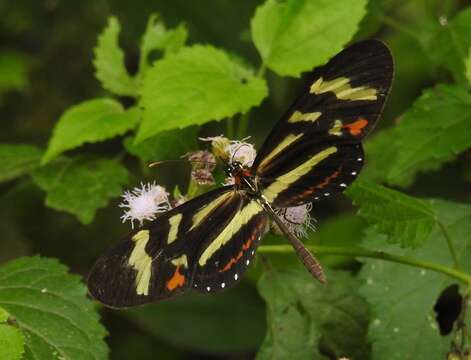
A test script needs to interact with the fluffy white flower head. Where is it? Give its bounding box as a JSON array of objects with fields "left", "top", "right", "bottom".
[
  {"left": 120, "top": 182, "right": 170, "bottom": 228},
  {"left": 226, "top": 138, "right": 257, "bottom": 167},
  {"left": 199, "top": 135, "right": 230, "bottom": 160},
  {"left": 275, "top": 203, "right": 316, "bottom": 238}
]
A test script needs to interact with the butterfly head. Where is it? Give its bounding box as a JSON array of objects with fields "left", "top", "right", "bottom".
[{"left": 224, "top": 161, "right": 244, "bottom": 178}]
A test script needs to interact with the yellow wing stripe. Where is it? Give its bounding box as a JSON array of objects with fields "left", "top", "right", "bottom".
[
  {"left": 262, "top": 146, "right": 338, "bottom": 202},
  {"left": 190, "top": 192, "right": 233, "bottom": 231},
  {"left": 259, "top": 133, "right": 303, "bottom": 170},
  {"left": 198, "top": 201, "right": 263, "bottom": 266},
  {"left": 128, "top": 230, "right": 152, "bottom": 296},
  {"left": 328, "top": 120, "right": 343, "bottom": 136},
  {"left": 310, "top": 76, "right": 377, "bottom": 101},
  {"left": 288, "top": 111, "right": 322, "bottom": 123},
  {"left": 171, "top": 254, "right": 188, "bottom": 268},
  {"left": 167, "top": 213, "right": 182, "bottom": 244}
]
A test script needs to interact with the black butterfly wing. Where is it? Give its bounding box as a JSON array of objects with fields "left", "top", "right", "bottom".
[
  {"left": 87, "top": 186, "right": 268, "bottom": 308},
  {"left": 252, "top": 40, "right": 393, "bottom": 207},
  {"left": 192, "top": 197, "right": 268, "bottom": 293}
]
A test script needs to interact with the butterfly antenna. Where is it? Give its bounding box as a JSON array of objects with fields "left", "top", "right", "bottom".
[
  {"left": 148, "top": 159, "right": 216, "bottom": 168},
  {"left": 230, "top": 143, "right": 251, "bottom": 164}
]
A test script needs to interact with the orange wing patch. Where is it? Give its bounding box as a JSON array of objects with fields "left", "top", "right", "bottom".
[
  {"left": 218, "top": 219, "right": 266, "bottom": 273},
  {"left": 343, "top": 118, "right": 368, "bottom": 136},
  {"left": 289, "top": 169, "right": 342, "bottom": 204},
  {"left": 166, "top": 265, "right": 186, "bottom": 291},
  {"left": 219, "top": 238, "right": 253, "bottom": 273}
]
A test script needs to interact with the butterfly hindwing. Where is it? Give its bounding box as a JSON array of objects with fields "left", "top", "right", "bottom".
[
  {"left": 252, "top": 40, "right": 393, "bottom": 207},
  {"left": 193, "top": 199, "right": 268, "bottom": 293}
]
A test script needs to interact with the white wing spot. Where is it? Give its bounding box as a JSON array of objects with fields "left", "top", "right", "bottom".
[
  {"left": 194, "top": 283, "right": 198, "bottom": 288},
  {"left": 206, "top": 286, "right": 211, "bottom": 292},
  {"left": 221, "top": 282, "right": 226, "bottom": 288},
  {"left": 357, "top": 158, "right": 363, "bottom": 162},
  {"left": 234, "top": 273, "right": 238, "bottom": 280},
  {"left": 314, "top": 196, "right": 319, "bottom": 200},
  {"left": 351, "top": 171, "right": 357, "bottom": 175},
  {"left": 324, "top": 193, "right": 330, "bottom": 196},
  {"left": 340, "top": 183, "right": 347, "bottom": 187},
  {"left": 251, "top": 250, "right": 255, "bottom": 256},
  {"left": 246, "top": 259, "right": 250, "bottom": 265}
]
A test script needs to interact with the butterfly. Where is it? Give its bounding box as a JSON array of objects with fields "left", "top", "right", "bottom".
[{"left": 87, "top": 39, "right": 393, "bottom": 308}]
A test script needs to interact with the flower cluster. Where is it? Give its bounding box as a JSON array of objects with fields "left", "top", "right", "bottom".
[
  {"left": 119, "top": 135, "right": 316, "bottom": 239},
  {"left": 185, "top": 150, "right": 216, "bottom": 186},
  {"left": 274, "top": 203, "right": 316, "bottom": 238},
  {"left": 199, "top": 135, "right": 257, "bottom": 167}
]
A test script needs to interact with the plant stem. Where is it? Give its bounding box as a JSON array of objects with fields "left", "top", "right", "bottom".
[
  {"left": 226, "top": 117, "right": 235, "bottom": 139},
  {"left": 237, "top": 112, "right": 250, "bottom": 139},
  {"left": 236, "top": 63, "right": 267, "bottom": 139},
  {"left": 258, "top": 244, "right": 471, "bottom": 285},
  {"left": 379, "top": 15, "right": 422, "bottom": 42},
  {"left": 438, "top": 220, "right": 461, "bottom": 269}
]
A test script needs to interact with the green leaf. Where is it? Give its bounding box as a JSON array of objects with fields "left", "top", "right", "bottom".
[
  {"left": 427, "top": 8, "right": 471, "bottom": 84},
  {"left": 125, "top": 284, "right": 265, "bottom": 354},
  {"left": 93, "top": 17, "right": 138, "bottom": 96},
  {"left": 359, "top": 199, "right": 471, "bottom": 360},
  {"left": 387, "top": 84, "right": 471, "bottom": 186},
  {"left": 0, "top": 256, "right": 108, "bottom": 360},
  {"left": 124, "top": 126, "right": 198, "bottom": 162},
  {"left": 251, "top": 0, "right": 367, "bottom": 76},
  {"left": 42, "top": 99, "right": 139, "bottom": 164},
  {"left": 32, "top": 156, "right": 128, "bottom": 224},
  {"left": 137, "top": 45, "right": 268, "bottom": 142},
  {"left": 0, "top": 51, "right": 28, "bottom": 94},
  {"left": 346, "top": 179, "right": 436, "bottom": 247},
  {"left": 466, "top": 46, "right": 471, "bottom": 86},
  {"left": 308, "top": 213, "right": 366, "bottom": 267},
  {"left": 139, "top": 13, "right": 188, "bottom": 75},
  {"left": 0, "top": 307, "right": 25, "bottom": 360},
  {"left": 361, "top": 127, "right": 398, "bottom": 184},
  {"left": 257, "top": 269, "right": 370, "bottom": 360},
  {"left": 0, "top": 144, "right": 43, "bottom": 183}
]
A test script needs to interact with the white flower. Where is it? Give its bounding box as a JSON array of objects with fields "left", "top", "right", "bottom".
[
  {"left": 200, "top": 135, "right": 257, "bottom": 167},
  {"left": 225, "top": 138, "right": 257, "bottom": 167},
  {"left": 199, "top": 135, "right": 230, "bottom": 160},
  {"left": 274, "top": 203, "right": 316, "bottom": 238},
  {"left": 119, "top": 182, "right": 170, "bottom": 228}
]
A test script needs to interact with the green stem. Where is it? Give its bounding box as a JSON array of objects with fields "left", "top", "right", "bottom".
[
  {"left": 237, "top": 112, "right": 250, "bottom": 139},
  {"left": 226, "top": 117, "right": 235, "bottom": 139},
  {"left": 257, "top": 63, "right": 267, "bottom": 78},
  {"left": 438, "top": 220, "right": 461, "bottom": 269},
  {"left": 236, "top": 63, "right": 267, "bottom": 139},
  {"left": 379, "top": 15, "right": 421, "bottom": 42},
  {"left": 258, "top": 244, "right": 471, "bottom": 285}
]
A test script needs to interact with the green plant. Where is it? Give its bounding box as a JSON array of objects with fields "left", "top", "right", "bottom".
[{"left": 1, "top": 0, "right": 471, "bottom": 359}]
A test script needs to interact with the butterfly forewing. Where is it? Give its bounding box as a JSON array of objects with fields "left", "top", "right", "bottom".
[
  {"left": 88, "top": 186, "right": 247, "bottom": 307},
  {"left": 252, "top": 40, "right": 393, "bottom": 207},
  {"left": 259, "top": 142, "right": 364, "bottom": 207}
]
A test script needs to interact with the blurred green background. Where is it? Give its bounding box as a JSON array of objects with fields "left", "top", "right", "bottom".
[{"left": 1, "top": 0, "right": 470, "bottom": 359}]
